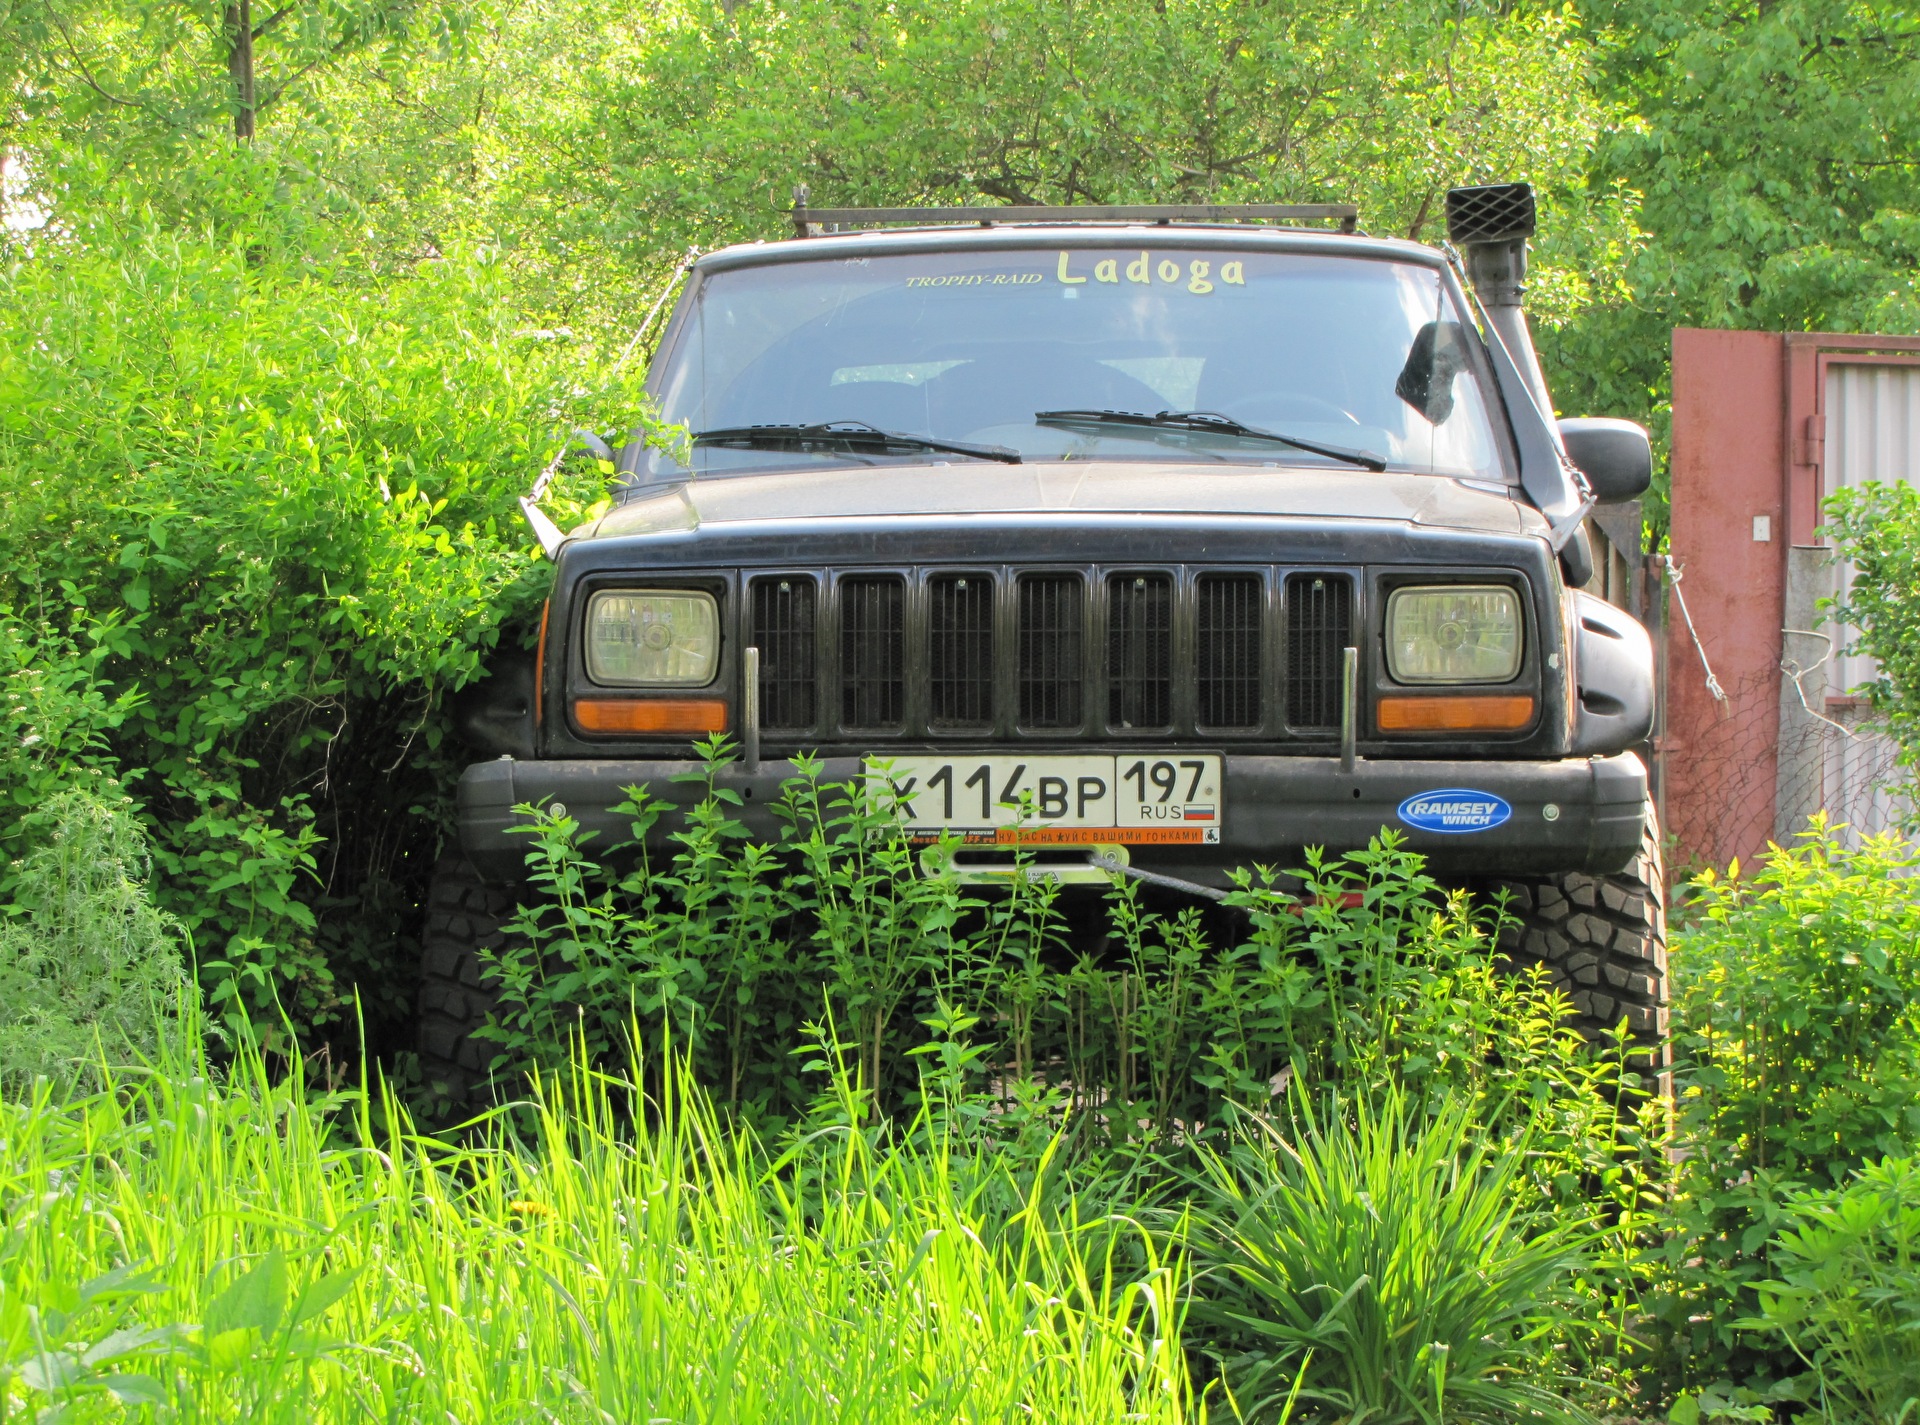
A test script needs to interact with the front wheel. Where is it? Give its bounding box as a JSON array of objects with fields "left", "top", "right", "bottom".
[
  {"left": 414, "top": 853, "right": 513, "bottom": 1111},
  {"left": 1481, "top": 800, "right": 1671, "bottom": 1093}
]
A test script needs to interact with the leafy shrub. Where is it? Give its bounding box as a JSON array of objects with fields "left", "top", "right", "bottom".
[
  {"left": 1744, "top": 1155, "right": 1920, "bottom": 1425},
  {"left": 0, "top": 204, "right": 653, "bottom": 1050},
  {"left": 0, "top": 789, "right": 190, "bottom": 1094},
  {"left": 1187, "top": 1087, "right": 1598, "bottom": 1425},
  {"left": 1649, "top": 822, "right": 1920, "bottom": 1390},
  {"left": 1827, "top": 480, "right": 1920, "bottom": 805},
  {"left": 489, "top": 746, "right": 1047, "bottom": 1126},
  {"left": 0, "top": 606, "right": 143, "bottom": 876}
]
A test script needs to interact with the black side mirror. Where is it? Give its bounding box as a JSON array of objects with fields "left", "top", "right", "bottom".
[{"left": 1558, "top": 417, "right": 1652, "bottom": 502}]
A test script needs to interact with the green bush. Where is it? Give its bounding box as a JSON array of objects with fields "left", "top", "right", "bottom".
[
  {"left": 1649, "top": 822, "right": 1920, "bottom": 1393},
  {"left": 1187, "top": 1087, "right": 1599, "bottom": 1425},
  {"left": 0, "top": 789, "right": 191, "bottom": 1095},
  {"left": 1828, "top": 481, "right": 1920, "bottom": 811},
  {"left": 0, "top": 607, "right": 143, "bottom": 877},
  {"left": 1744, "top": 1155, "right": 1920, "bottom": 1425},
  {"left": 0, "top": 197, "right": 652, "bottom": 1050},
  {"left": 480, "top": 743, "right": 1649, "bottom": 1158}
]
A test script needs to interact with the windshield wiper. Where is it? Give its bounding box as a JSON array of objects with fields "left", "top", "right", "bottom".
[
  {"left": 691, "top": 420, "right": 1023, "bottom": 465},
  {"left": 1034, "top": 409, "right": 1386, "bottom": 472}
]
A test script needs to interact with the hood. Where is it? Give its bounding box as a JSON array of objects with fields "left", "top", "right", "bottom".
[{"left": 579, "top": 463, "right": 1538, "bottom": 541}]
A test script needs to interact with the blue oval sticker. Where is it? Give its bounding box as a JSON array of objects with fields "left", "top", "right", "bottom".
[{"left": 1397, "top": 789, "right": 1512, "bottom": 834}]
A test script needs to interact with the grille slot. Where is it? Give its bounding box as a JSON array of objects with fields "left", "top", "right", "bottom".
[
  {"left": 1198, "top": 573, "right": 1263, "bottom": 729},
  {"left": 840, "top": 575, "right": 906, "bottom": 730},
  {"left": 1285, "top": 573, "right": 1352, "bottom": 730},
  {"left": 929, "top": 574, "right": 995, "bottom": 729},
  {"left": 749, "top": 576, "right": 817, "bottom": 730},
  {"left": 1107, "top": 573, "right": 1173, "bottom": 731},
  {"left": 1018, "top": 574, "right": 1084, "bottom": 729}
]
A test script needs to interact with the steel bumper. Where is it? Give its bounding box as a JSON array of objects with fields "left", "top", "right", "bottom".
[{"left": 456, "top": 751, "right": 1647, "bottom": 885}]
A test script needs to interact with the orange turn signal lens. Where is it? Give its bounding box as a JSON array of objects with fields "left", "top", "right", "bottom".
[
  {"left": 1377, "top": 694, "right": 1535, "bottom": 733},
  {"left": 572, "top": 698, "right": 730, "bottom": 735}
]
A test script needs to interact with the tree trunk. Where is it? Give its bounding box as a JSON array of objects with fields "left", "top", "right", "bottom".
[{"left": 225, "top": 0, "right": 256, "bottom": 141}]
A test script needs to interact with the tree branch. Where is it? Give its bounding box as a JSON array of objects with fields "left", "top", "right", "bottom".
[
  {"left": 49, "top": 12, "right": 143, "bottom": 110},
  {"left": 251, "top": 4, "right": 299, "bottom": 41}
]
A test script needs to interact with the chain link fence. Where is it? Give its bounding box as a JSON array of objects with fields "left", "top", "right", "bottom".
[{"left": 1661, "top": 595, "right": 1913, "bottom": 881}]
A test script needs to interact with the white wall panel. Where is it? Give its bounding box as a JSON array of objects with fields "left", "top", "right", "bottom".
[{"left": 1819, "top": 362, "right": 1920, "bottom": 840}]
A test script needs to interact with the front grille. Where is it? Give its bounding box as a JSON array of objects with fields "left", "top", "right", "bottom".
[
  {"left": 731, "top": 565, "right": 1361, "bottom": 743},
  {"left": 1198, "top": 574, "right": 1262, "bottom": 729},
  {"left": 749, "top": 576, "right": 816, "bottom": 730},
  {"left": 1108, "top": 573, "right": 1173, "bottom": 731},
  {"left": 1018, "top": 575, "right": 1083, "bottom": 729},
  {"left": 840, "top": 575, "right": 905, "bottom": 730},
  {"left": 1286, "top": 572, "right": 1352, "bottom": 730},
  {"left": 929, "top": 574, "right": 994, "bottom": 729}
]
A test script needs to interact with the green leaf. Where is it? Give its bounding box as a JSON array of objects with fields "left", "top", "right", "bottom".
[
  {"left": 289, "top": 1266, "right": 363, "bottom": 1328},
  {"left": 204, "top": 1326, "right": 258, "bottom": 1372},
  {"left": 205, "top": 1249, "right": 288, "bottom": 1339},
  {"left": 103, "top": 1372, "right": 169, "bottom": 1406}
]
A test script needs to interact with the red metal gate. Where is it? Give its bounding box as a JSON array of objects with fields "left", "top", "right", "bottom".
[{"left": 1664, "top": 329, "right": 1920, "bottom": 874}]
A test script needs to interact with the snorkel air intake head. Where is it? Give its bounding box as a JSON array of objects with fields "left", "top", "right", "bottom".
[{"left": 1446, "top": 182, "right": 1536, "bottom": 309}]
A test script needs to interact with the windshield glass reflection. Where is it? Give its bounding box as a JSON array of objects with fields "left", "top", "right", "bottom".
[{"left": 644, "top": 247, "right": 1506, "bottom": 483}]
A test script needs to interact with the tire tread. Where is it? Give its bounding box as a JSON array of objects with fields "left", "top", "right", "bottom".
[
  {"left": 415, "top": 854, "right": 514, "bottom": 1107},
  {"left": 1485, "top": 803, "right": 1670, "bottom": 1092}
]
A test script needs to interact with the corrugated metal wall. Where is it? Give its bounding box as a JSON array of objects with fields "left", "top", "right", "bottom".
[{"left": 1819, "top": 362, "right": 1920, "bottom": 840}]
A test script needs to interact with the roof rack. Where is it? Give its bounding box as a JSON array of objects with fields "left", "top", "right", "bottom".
[{"left": 788, "top": 196, "right": 1359, "bottom": 239}]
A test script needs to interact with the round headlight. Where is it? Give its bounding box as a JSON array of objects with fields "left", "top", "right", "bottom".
[
  {"left": 1386, "top": 585, "right": 1522, "bottom": 684},
  {"left": 585, "top": 590, "right": 720, "bottom": 686}
]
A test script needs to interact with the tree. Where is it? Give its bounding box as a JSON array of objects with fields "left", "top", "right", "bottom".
[
  {"left": 1546, "top": 0, "right": 1920, "bottom": 510},
  {"left": 482, "top": 0, "right": 1636, "bottom": 332},
  {"left": 3, "top": 0, "right": 465, "bottom": 159}
]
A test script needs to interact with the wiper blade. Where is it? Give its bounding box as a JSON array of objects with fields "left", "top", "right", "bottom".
[
  {"left": 691, "top": 420, "right": 1022, "bottom": 465},
  {"left": 1034, "top": 408, "right": 1386, "bottom": 472}
]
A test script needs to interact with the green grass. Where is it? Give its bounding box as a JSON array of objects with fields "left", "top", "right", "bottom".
[
  {"left": 0, "top": 1020, "right": 1196, "bottom": 1422},
  {"left": 1187, "top": 1088, "right": 1598, "bottom": 1425}
]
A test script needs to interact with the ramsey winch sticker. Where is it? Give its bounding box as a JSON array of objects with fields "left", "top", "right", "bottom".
[{"left": 1396, "top": 790, "right": 1513, "bottom": 834}]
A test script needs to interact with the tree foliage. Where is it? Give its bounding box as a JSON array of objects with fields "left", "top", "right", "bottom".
[
  {"left": 1546, "top": 0, "right": 1920, "bottom": 506},
  {"left": 489, "top": 0, "right": 1635, "bottom": 328}
]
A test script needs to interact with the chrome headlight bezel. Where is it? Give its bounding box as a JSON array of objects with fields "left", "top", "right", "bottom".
[
  {"left": 1385, "top": 584, "right": 1523, "bottom": 685},
  {"left": 583, "top": 589, "right": 722, "bottom": 688}
]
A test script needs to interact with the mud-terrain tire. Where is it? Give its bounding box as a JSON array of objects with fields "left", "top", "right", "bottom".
[
  {"left": 415, "top": 854, "right": 515, "bottom": 1109},
  {"left": 1482, "top": 800, "right": 1670, "bottom": 1094}
]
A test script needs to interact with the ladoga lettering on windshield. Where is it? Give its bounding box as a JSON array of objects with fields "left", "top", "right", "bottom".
[{"left": 1056, "top": 251, "right": 1245, "bottom": 292}]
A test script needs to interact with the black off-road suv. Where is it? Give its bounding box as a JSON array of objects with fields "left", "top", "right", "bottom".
[{"left": 421, "top": 184, "right": 1665, "bottom": 1098}]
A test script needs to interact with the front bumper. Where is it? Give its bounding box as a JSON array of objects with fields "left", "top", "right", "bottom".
[{"left": 456, "top": 751, "right": 1647, "bottom": 886}]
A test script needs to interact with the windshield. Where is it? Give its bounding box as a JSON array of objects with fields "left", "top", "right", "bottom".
[{"left": 642, "top": 245, "right": 1507, "bottom": 482}]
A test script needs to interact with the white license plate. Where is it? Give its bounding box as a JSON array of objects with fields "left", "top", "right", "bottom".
[{"left": 864, "top": 754, "right": 1223, "bottom": 845}]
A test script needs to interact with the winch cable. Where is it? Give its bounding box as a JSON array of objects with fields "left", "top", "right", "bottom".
[{"left": 1090, "top": 853, "right": 1232, "bottom": 904}]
